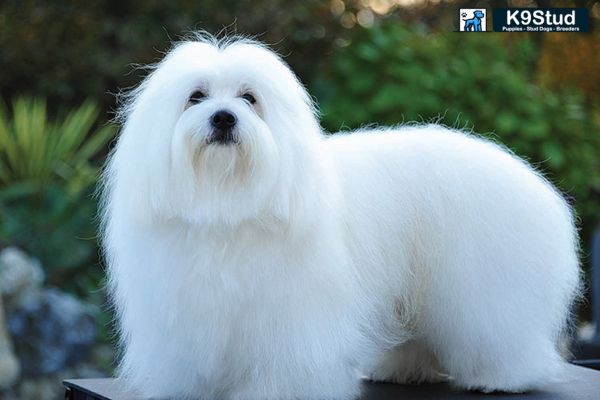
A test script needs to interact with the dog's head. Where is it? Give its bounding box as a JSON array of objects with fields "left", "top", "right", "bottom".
[
  {"left": 473, "top": 10, "right": 484, "bottom": 19},
  {"left": 106, "top": 36, "right": 322, "bottom": 226}
]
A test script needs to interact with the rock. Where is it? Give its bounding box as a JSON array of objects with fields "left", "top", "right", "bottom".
[
  {"left": 0, "top": 247, "right": 44, "bottom": 301},
  {"left": 0, "top": 358, "right": 111, "bottom": 400},
  {"left": 579, "top": 322, "right": 596, "bottom": 342},
  {"left": 0, "top": 295, "right": 20, "bottom": 389},
  {"left": 6, "top": 288, "right": 96, "bottom": 377},
  {"left": 17, "top": 376, "right": 63, "bottom": 400}
]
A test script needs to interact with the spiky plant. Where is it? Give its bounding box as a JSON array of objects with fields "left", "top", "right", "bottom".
[{"left": 0, "top": 98, "right": 114, "bottom": 292}]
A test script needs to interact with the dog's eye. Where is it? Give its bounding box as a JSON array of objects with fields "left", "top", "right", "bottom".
[
  {"left": 241, "top": 93, "right": 256, "bottom": 105},
  {"left": 188, "top": 90, "right": 206, "bottom": 104}
]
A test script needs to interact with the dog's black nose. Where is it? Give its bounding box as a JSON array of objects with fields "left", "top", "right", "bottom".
[{"left": 211, "top": 110, "right": 237, "bottom": 131}]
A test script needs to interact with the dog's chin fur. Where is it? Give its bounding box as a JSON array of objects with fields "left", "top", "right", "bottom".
[{"left": 101, "top": 35, "right": 581, "bottom": 400}]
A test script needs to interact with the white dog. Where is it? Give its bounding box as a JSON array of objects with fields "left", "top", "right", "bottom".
[{"left": 101, "top": 35, "right": 581, "bottom": 399}]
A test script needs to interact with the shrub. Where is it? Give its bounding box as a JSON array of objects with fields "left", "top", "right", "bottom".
[
  {"left": 313, "top": 22, "right": 600, "bottom": 254},
  {"left": 0, "top": 98, "right": 114, "bottom": 295},
  {"left": 0, "top": 0, "right": 348, "bottom": 114}
]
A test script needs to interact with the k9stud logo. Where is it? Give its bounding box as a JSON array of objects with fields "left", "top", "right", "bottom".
[
  {"left": 493, "top": 8, "right": 589, "bottom": 32},
  {"left": 459, "top": 9, "right": 487, "bottom": 32}
]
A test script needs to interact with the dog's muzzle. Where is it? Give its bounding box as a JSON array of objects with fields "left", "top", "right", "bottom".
[{"left": 209, "top": 110, "right": 238, "bottom": 144}]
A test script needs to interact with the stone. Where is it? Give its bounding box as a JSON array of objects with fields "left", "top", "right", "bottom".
[
  {"left": 17, "top": 376, "right": 62, "bottom": 400},
  {"left": 0, "top": 247, "right": 44, "bottom": 301},
  {"left": 0, "top": 295, "right": 20, "bottom": 389},
  {"left": 6, "top": 287, "right": 96, "bottom": 377}
]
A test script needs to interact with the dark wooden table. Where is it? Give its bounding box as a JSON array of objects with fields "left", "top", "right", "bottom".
[{"left": 64, "top": 365, "right": 600, "bottom": 400}]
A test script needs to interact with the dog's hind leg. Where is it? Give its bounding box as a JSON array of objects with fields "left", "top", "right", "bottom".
[
  {"left": 367, "top": 340, "right": 447, "bottom": 384},
  {"left": 420, "top": 230, "right": 578, "bottom": 393}
]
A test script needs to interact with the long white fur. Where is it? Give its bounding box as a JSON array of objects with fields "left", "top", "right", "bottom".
[{"left": 101, "top": 36, "right": 581, "bottom": 399}]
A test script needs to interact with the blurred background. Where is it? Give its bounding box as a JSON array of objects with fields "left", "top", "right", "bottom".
[{"left": 0, "top": 0, "right": 598, "bottom": 398}]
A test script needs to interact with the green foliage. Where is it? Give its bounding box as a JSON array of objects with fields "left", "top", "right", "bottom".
[
  {"left": 0, "top": 98, "right": 114, "bottom": 294},
  {"left": 314, "top": 22, "right": 600, "bottom": 249},
  {"left": 0, "top": 0, "right": 347, "bottom": 114}
]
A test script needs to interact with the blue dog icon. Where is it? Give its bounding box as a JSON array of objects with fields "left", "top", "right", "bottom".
[{"left": 462, "top": 10, "right": 485, "bottom": 31}]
